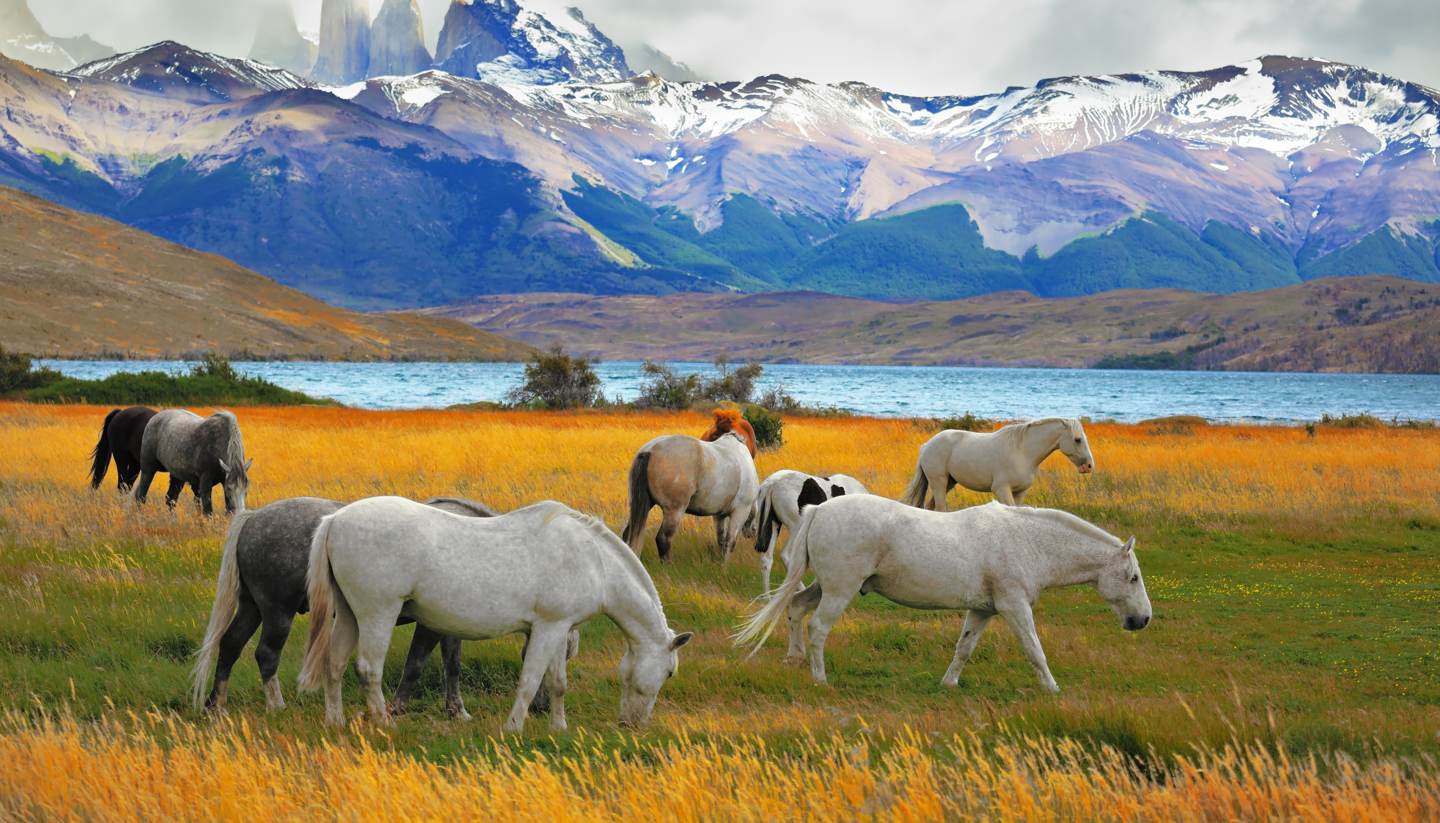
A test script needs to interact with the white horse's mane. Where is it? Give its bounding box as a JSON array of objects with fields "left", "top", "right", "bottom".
[
  {"left": 214, "top": 409, "right": 246, "bottom": 469},
  {"left": 563, "top": 508, "right": 669, "bottom": 620},
  {"left": 1017, "top": 505, "right": 1121, "bottom": 547}
]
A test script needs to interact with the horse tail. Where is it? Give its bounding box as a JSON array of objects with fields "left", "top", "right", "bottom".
[
  {"left": 88, "top": 409, "right": 120, "bottom": 489},
  {"left": 298, "top": 513, "right": 341, "bottom": 692},
  {"left": 734, "top": 504, "right": 818, "bottom": 655},
  {"left": 754, "top": 482, "right": 780, "bottom": 554},
  {"left": 901, "top": 462, "right": 929, "bottom": 508},
  {"left": 621, "top": 451, "right": 652, "bottom": 553},
  {"left": 190, "top": 508, "right": 255, "bottom": 709}
]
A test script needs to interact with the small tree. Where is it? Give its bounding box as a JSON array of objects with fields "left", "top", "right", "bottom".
[
  {"left": 742, "top": 404, "right": 784, "bottom": 450},
  {"left": 0, "top": 346, "right": 61, "bottom": 394},
  {"left": 189, "top": 353, "right": 239, "bottom": 382},
  {"left": 506, "top": 346, "right": 603, "bottom": 409},
  {"left": 701, "top": 356, "right": 764, "bottom": 404},
  {"left": 636, "top": 360, "right": 701, "bottom": 409}
]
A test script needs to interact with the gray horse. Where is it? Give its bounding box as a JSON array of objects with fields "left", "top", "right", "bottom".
[
  {"left": 133, "top": 409, "right": 251, "bottom": 515},
  {"left": 192, "top": 496, "right": 575, "bottom": 718}
]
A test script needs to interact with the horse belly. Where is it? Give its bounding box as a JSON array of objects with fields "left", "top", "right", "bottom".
[{"left": 403, "top": 597, "right": 530, "bottom": 642}]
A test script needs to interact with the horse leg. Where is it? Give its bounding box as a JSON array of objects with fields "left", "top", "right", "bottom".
[
  {"left": 164, "top": 477, "right": 185, "bottom": 511},
  {"left": 991, "top": 484, "right": 1016, "bottom": 506},
  {"left": 196, "top": 473, "right": 216, "bottom": 517},
  {"left": 1012, "top": 488, "right": 1030, "bottom": 506},
  {"left": 541, "top": 640, "right": 569, "bottom": 732},
  {"left": 712, "top": 515, "right": 729, "bottom": 562},
  {"left": 784, "top": 584, "right": 822, "bottom": 665},
  {"left": 116, "top": 456, "right": 136, "bottom": 494},
  {"left": 440, "top": 637, "right": 470, "bottom": 720},
  {"left": 353, "top": 604, "right": 403, "bottom": 725},
  {"left": 999, "top": 598, "right": 1059, "bottom": 693},
  {"left": 254, "top": 611, "right": 295, "bottom": 711},
  {"left": 925, "top": 467, "right": 951, "bottom": 512},
  {"left": 392, "top": 625, "right": 442, "bottom": 717},
  {"left": 503, "top": 623, "right": 570, "bottom": 733},
  {"left": 322, "top": 596, "right": 360, "bottom": 726},
  {"left": 655, "top": 507, "right": 683, "bottom": 562},
  {"left": 522, "top": 633, "right": 555, "bottom": 715},
  {"left": 721, "top": 512, "right": 746, "bottom": 563},
  {"left": 940, "top": 609, "right": 995, "bottom": 687},
  {"left": 206, "top": 595, "right": 262, "bottom": 711},
  {"left": 760, "top": 544, "right": 774, "bottom": 595},
  {"left": 807, "top": 583, "right": 861, "bottom": 684},
  {"left": 132, "top": 467, "right": 156, "bottom": 506}
]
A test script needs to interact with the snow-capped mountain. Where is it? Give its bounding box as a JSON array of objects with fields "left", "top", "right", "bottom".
[
  {"left": 0, "top": 0, "right": 112, "bottom": 72},
  {"left": 434, "top": 0, "right": 630, "bottom": 85},
  {"left": 1, "top": 0, "right": 1438, "bottom": 308}
]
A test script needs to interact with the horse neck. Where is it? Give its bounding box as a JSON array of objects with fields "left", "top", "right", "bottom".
[
  {"left": 1023, "top": 512, "right": 1117, "bottom": 588},
  {"left": 598, "top": 540, "right": 670, "bottom": 648},
  {"left": 1017, "top": 420, "right": 1063, "bottom": 463}
]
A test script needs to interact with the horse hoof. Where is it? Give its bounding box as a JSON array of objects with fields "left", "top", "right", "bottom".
[
  {"left": 782, "top": 655, "right": 804, "bottom": 666},
  {"left": 452, "top": 708, "right": 473, "bottom": 722}
]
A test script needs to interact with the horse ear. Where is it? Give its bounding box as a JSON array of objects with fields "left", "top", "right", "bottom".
[
  {"left": 670, "top": 631, "right": 694, "bottom": 650},
  {"left": 218, "top": 458, "right": 229, "bottom": 473},
  {"left": 1122, "top": 536, "right": 1136, "bottom": 554}
]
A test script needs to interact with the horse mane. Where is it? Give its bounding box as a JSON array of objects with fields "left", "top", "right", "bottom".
[
  {"left": 1017, "top": 417, "right": 1081, "bottom": 441},
  {"left": 563, "top": 508, "right": 671, "bottom": 624},
  {"left": 701, "top": 409, "right": 757, "bottom": 457},
  {"left": 1021, "top": 505, "right": 1122, "bottom": 548},
  {"left": 215, "top": 410, "right": 247, "bottom": 474}
]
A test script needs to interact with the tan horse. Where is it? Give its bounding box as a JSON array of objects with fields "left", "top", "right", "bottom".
[
  {"left": 622, "top": 410, "right": 760, "bottom": 561},
  {"left": 902, "top": 417, "right": 1094, "bottom": 509}
]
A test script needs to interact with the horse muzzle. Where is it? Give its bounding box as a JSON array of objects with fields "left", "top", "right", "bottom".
[
  {"left": 1124, "top": 614, "right": 1150, "bottom": 631},
  {"left": 1077, "top": 463, "right": 1094, "bottom": 474}
]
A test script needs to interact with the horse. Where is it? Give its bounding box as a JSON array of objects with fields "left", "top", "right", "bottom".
[
  {"left": 752, "top": 469, "right": 868, "bottom": 592},
  {"left": 621, "top": 409, "right": 760, "bottom": 561},
  {"left": 88, "top": 406, "right": 157, "bottom": 492},
  {"left": 298, "top": 497, "right": 692, "bottom": 730},
  {"left": 133, "top": 409, "right": 252, "bottom": 515},
  {"left": 736, "top": 496, "right": 1151, "bottom": 692},
  {"left": 191, "top": 495, "right": 578, "bottom": 718},
  {"left": 902, "top": 417, "right": 1095, "bottom": 509}
]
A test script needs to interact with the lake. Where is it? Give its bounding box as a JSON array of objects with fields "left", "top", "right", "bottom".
[{"left": 35, "top": 360, "right": 1440, "bottom": 423}]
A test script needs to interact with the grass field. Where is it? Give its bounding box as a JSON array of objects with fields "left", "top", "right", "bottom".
[{"left": 1, "top": 402, "right": 1438, "bottom": 819}]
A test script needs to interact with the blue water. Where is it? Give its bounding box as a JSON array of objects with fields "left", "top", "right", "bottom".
[{"left": 35, "top": 360, "right": 1439, "bottom": 423}]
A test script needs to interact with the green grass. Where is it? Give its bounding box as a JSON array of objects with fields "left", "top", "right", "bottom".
[{"left": 1, "top": 503, "right": 1437, "bottom": 764}]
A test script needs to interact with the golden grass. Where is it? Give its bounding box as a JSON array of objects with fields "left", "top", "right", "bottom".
[{"left": 2, "top": 712, "right": 1436, "bottom": 822}]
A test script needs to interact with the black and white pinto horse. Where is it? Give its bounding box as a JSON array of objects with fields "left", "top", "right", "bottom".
[
  {"left": 133, "top": 409, "right": 251, "bottom": 515},
  {"left": 752, "top": 469, "right": 868, "bottom": 592},
  {"left": 88, "top": 406, "right": 157, "bottom": 492},
  {"left": 191, "top": 496, "right": 575, "bottom": 718}
]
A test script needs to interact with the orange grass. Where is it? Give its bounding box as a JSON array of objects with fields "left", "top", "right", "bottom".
[{"left": 2, "top": 711, "right": 1437, "bottom": 822}]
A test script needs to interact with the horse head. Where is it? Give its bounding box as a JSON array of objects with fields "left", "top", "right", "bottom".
[
  {"left": 702, "top": 409, "right": 757, "bottom": 457},
  {"left": 1056, "top": 418, "right": 1095, "bottom": 474},
  {"left": 217, "top": 456, "right": 254, "bottom": 514},
  {"left": 1096, "top": 536, "right": 1151, "bottom": 631},
  {"left": 618, "top": 630, "right": 693, "bottom": 727}
]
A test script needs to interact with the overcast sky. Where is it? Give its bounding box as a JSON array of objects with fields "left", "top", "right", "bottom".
[{"left": 29, "top": 0, "right": 1440, "bottom": 96}]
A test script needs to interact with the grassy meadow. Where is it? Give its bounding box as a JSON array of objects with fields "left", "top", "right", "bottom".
[{"left": 0, "top": 402, "right": 1438, "bottom": 819}]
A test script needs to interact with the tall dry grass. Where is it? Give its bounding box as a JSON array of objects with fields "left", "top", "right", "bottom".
[{"left": 1, "top": 711, "right": 1435, "bottom": 822}]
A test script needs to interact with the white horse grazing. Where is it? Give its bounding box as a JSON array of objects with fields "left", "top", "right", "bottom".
[
  {"left": 298, "top": 497, "right": 692, "bottom": 731},
  {"left": 737, "top": 497, "right": 1150, "bottom": 692},
  {"left": 902, "top": 418, "right": 1095, "bottom": 509},
  {"left": 752, "top": 469, "right": 868, "bottom": 592}
]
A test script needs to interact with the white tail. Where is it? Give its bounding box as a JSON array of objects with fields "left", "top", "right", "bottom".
[
  {"left": 297, "top": 513, "right": 339, "bottom": 692},
  {"left": 900, "top": 463, "right": 929, "bottom": 508},
  {"left": 190, "top": 509, "right": 255, "bottom": 709},
  {"left": 734, "top": 504, "right": 818, "bottom": 655}
]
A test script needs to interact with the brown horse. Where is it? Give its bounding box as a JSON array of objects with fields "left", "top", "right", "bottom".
[{"left": 622, "top": 410, "right": 760, "bottom": 561}]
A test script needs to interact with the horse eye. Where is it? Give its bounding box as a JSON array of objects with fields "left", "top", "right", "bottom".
[{"left": 1129, "top": 574, "right": 1139, "bottom": 584}]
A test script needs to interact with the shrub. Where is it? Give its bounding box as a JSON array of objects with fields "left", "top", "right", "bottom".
[
  {"left": 928, "top": 412, "right": 996, "bottom": 432},
  {"left": 505, "top": 346, "right": 603, "bottom": 410},
  {"left": 17, "top": 353, "right": 320, "bottom": 405},
  {"left": 742, "top": 404, "right": 783, "bottom": 450},
  {"left": 1318, "top": 413, "right": 1385, "bottom": 429},
  {"left": 636, "top": 361, "right": 702, "bottom": 409},
  {"left": 0, "top": 348, "right": 61, "bottom": 394},
  {"left": 189, "top": 352, "right": 239, "bottom": 382},
  {"left": 701, "top": 357, "right": 764, "bottom": 404}
]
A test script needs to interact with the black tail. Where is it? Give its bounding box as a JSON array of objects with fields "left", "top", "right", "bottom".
[
  {"left": 621, "top": 451, "right": 652, "bottom": 553},
  {"left": 754, "top": 489, "right": 781, "bottom": 554},
  {"left": 88, "top": 409, "right": 120, "bottom": 489}
]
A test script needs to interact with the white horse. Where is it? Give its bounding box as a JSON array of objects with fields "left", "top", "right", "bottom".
[
  {"left": 752, "top": 469, "right": 868, "bottom": 592},
  {"left": 622, "top": 410, "right": 761, "bottom": 561},
  {"left": 737, "top": 497, "right": 1151, "bottom": 692},
  {"left": 902, "top": 417, "right": 1095, "bottom": 509},
  {"left": 298, "top": 497, "right": 692, "bottom": 731}
]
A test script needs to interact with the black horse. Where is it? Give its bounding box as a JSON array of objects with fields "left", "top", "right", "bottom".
[
  {"left": 192, "top": 495, "right": 574, "bottom": 718},
  {"left": 88, "top": 406, "right": 157, "bottom": 492}
]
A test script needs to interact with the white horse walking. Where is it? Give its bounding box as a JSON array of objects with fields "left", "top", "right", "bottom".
[
  {"left": 298, "top": 497, "right": 692, "bottom": 730},
  {"left": 902, "top": 418, "right": 1095, "bottom": 509},
  {"left": 752, "top": 469, "right": 868, "bottom": 592},
  {"left": 737, "top": 497, "right": 1150, "bottom": 692}
]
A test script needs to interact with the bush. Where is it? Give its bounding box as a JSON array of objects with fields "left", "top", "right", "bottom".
[
  {"left": 701, "top": 357, "right": 764, "bottom": 404},
  {"left": 0, "top": 348, "right": 61, "bottom": 394},
  {"left": 636, "top": 361, "right": 702, "bottom": 409},
  {"left": 17, "top": 354, "right": 321, "bottom": 405},
  {"left": 505, "top": 346, "right": 603, "bottom": 409},
  {"left": 742, "top": 404, "right": 783, "bottom": 450},
  {"left": 1318, "top": 413, "right": 1385, "bottom": 429},
  {"left": 926, "top": 412, "right": 996, "bottom": 432}
]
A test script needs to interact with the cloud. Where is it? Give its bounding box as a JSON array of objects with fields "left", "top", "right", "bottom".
[{"left": 26, "top": 0, "right": 1440, "bottom": 93}]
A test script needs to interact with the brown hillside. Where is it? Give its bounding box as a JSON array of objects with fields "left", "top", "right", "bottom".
[
  {"left": 432, "top": 278, "right": 1440, "bottom": 373},
  {"left": 0, "top": 187, "right": 532, "bottom": 360}
]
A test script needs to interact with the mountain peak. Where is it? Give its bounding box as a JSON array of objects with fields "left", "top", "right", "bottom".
[
  {"left": 312, "top": 0, "right": 371, "bottom": 84},
  {"left": 249, "top": 0, "right": 316, "bottom": 76},
  {"left": 72, "top": 41, "right": 309, "bottom": 102},
  {"left": 369, "top": 0, "right": 431, "bottom": 77},
  {"left": 0, "top": 0, "right": 113, "bottom": 71},
  {"left": 435, "top": 0, "right": 631, "bottom": 85}
]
